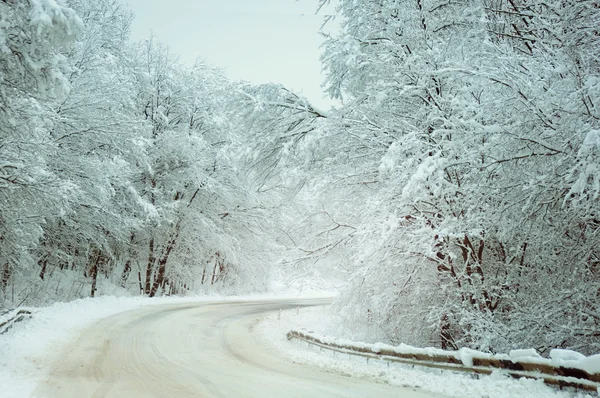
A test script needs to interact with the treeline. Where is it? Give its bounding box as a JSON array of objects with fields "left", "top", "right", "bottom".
[
  {"left": 252, "top": 0, "right": 599, "bottom": 355},
  {"left": 2, "top": 0, "right": 598, "bottom": 356},
  {"left": 0, "top": 0, "right": 285, "bottom": 307}
]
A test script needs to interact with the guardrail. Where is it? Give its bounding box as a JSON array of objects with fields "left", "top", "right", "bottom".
[
  {"left": 287, "top": 330, "right": 600, "bottom": 392},
  {"left": 0, "top": 308, "right": 33, "bottom": 335}
]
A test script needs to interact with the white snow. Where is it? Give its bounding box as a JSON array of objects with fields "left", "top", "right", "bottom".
[
  {"left": 0, "top": 293, "right": 334, "bottom": 398},
  {"left": 550, "top": 349, "right": 587, "bottom": 362},
  {"left": 0, "top": 308, "right": 33, "bottom": 330},
  {"left": 1, "top": 296, "right": 160, "bottom": 397},
  {"left": 258, "top": 305, "right": 598, "bottom": 398},
  {"left": 579, "top": 354, "right": 600, "bottom": 376},
  {"left": 29, "top": 0, "right": 82, "bottom": 37},
  {"left": 457, "top": 347, "right": 481, "bottom": 367},
  {"left": 2, "top": 294, "right": 597, "bottom": 398},
  {"left": 509, "top": 348, "right": 543, "bottom": 361}
]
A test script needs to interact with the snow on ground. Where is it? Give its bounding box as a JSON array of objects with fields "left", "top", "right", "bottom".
[
  {"left": 258, "top": 306, "right": 597, "bottom": 398},
  {"left": 3, "top": 292, "right": 595, "bottom": 398},
  {"left": 0, "top": 292, "right": 333, "bottom": 398},
  {"left": 1, "top": 295, "right": 192, "bottom": 397}
]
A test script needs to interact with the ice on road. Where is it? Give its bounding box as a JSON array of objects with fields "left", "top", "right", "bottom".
[{"left": 33, "top": 299, "right": 440, "bottom": 397}]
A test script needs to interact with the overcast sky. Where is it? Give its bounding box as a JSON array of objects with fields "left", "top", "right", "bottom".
[{"left": 124, "top": 0, "right": 335, "bottom": 110}]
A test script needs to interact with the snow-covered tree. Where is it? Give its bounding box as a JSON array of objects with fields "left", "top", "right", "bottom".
[
  {"left": 0, "top": 0, "right": 82, "bottom": 302},
  {"left": 33, "top": 0, "right": 156, "bottom": 299},
  {"left": 307, "top": 0, "right": 600, "bottom": 354}
]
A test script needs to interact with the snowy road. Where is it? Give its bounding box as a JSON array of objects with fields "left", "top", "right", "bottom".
[{"left": 33, "top": 298, "right": 441, "bottom": 397}]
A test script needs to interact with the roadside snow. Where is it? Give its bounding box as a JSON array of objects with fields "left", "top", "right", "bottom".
[
  {"left": 0, "top": 308, "right": 34, "bottom": 332},
  {"left": 4, "top": 293, "right": 593, "bottom": 398},
  {"left": 258, "top": 306, "right": 597, "bottom": 398},
  {"left": 1, "top": 296, "right": 177, "bottom": 397}
]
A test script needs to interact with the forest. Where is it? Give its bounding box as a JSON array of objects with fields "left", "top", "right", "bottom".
[{"left": 0, "top": 0, "right": 598, "bottom": 356}]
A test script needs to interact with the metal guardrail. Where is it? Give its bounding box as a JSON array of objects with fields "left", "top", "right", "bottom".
[
  {"left": 287, "top": 330, "right": 600, "bottom": 392},
  {"left": 0, "top": 308, "right": 33, "bottom": 335}
]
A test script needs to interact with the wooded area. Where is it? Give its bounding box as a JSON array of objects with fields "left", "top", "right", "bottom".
[{"left": 0, "top": 0, "right": 598, "bottom": 355}]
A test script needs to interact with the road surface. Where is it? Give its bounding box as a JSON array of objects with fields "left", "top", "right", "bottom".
[{"left": 33, "top": 298, "right": 442, "bottom": 397}]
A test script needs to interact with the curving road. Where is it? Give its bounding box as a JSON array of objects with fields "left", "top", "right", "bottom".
[{"left": 33, "top": 299, "right": 441, "bottom": 397}]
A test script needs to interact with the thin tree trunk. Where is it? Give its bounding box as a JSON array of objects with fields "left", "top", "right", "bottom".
[
  {"left": 149, "top": 258, "right": 167, "bottom": 297},
  {"left": 137, "top": 271, "right": 143, "bottom": 294},
  {"left": 211, "top": 262, "right": 218, "bottom": 285},
  {"left": 145, "top": 237, "right": 155, "bottom": 295},
  {"left": 39, "top": 257, "right": 48, "bottom": 281},
  {"left": 149, "top": 223, "right": 180, "bottom": 297},
  {"left": 211, "top": 252, "right": 221, "bottom": 285},
  {"left": 90, "top": 254, "right": 100, "bottom": 298},
  {"left": 121, "top": 260, "right": 132, "bottom": 288},
  {"left": 1, "top": 262, "right": 10, "bottom": 293},
  {"left": 145, "top": 177, "right": 157, "bottom": 295},
  {"left": 201, "top": 263, "right": 207, "bottom": 285}
]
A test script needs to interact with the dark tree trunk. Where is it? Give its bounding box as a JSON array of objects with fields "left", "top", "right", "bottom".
[
  {"left": 149, "top": 223, "right": 180, "bottom": 297},
  {"left": 121, "top": 260, "right": 132, "bottom": 288},
  {"left": 149, "top": 257, "right": 167, "bottom": 297},
  {"left": 39, "top": 257, "right": 48, "bottom": 280},
  {"left": 145, "top": 237, "right": 155, "bottom": 295},
  {"left": 1, "top": 262, "right": 10, "bottom": 293},
  {"left": 137, "top": 271, "right": 143, "bottom": 294}
]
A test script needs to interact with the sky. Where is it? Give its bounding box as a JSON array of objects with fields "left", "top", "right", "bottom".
[{"left": 124, "top": 0, "right": 336, "bottom": 110}]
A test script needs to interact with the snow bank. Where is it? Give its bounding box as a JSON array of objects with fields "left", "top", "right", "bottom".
[
  {"left": 290, "top": 329, "right": 600, "bottom": 379},
  {"left": 509, "top": 348, "right": 543, "bottom": 360},
  {"left": 0, "top": 296, "right": 163, "bottom": 397},
  {"left": 0, "top": 308, "right": 33, "bottom": 326},
  {"left": 259, "top": 306, "right": 592, "bottom": 398},
  {"left": 579, "top": 355, "right": 600, "bottom": 376},
  {"left": 0, "top": 308, "right": 33, "bottom": 335}
]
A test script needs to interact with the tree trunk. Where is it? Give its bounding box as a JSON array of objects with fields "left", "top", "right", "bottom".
[
  {"left": 121, "top": 260, "right": 131, "bottom": 288},
  {"left": 39, "top": 257, "right": 48, "bottom": 280},
  {"left": 211, "top": 262, "right": 218, "bottom": 285},
  {"left": 201, "top": 263, "right": 207, "bottom": 285},
  {"left": 145, "top": 237, "right": 155, "bottom": 295},
  {"left": 149, "top": 223, "right": 180, "bottom": 297},
  {"left": 1, "top": 262, "right": 10, "bottom": 293},
  {"left": 137, "top": 271, "right": 143, "bottom": 294},
  {"left": 211, "top": 252, "right": 221, "bottom": 285},
  {"left": 90, "top": 255, "right": 100, "bottom": 298},
  {"left": 149, "top": 257, "right": 167, "bottom": 297}
]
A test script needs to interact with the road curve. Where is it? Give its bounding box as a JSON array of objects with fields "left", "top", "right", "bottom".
[{"left": 33, "top": 299, "right": 441, "bottom": 397}]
